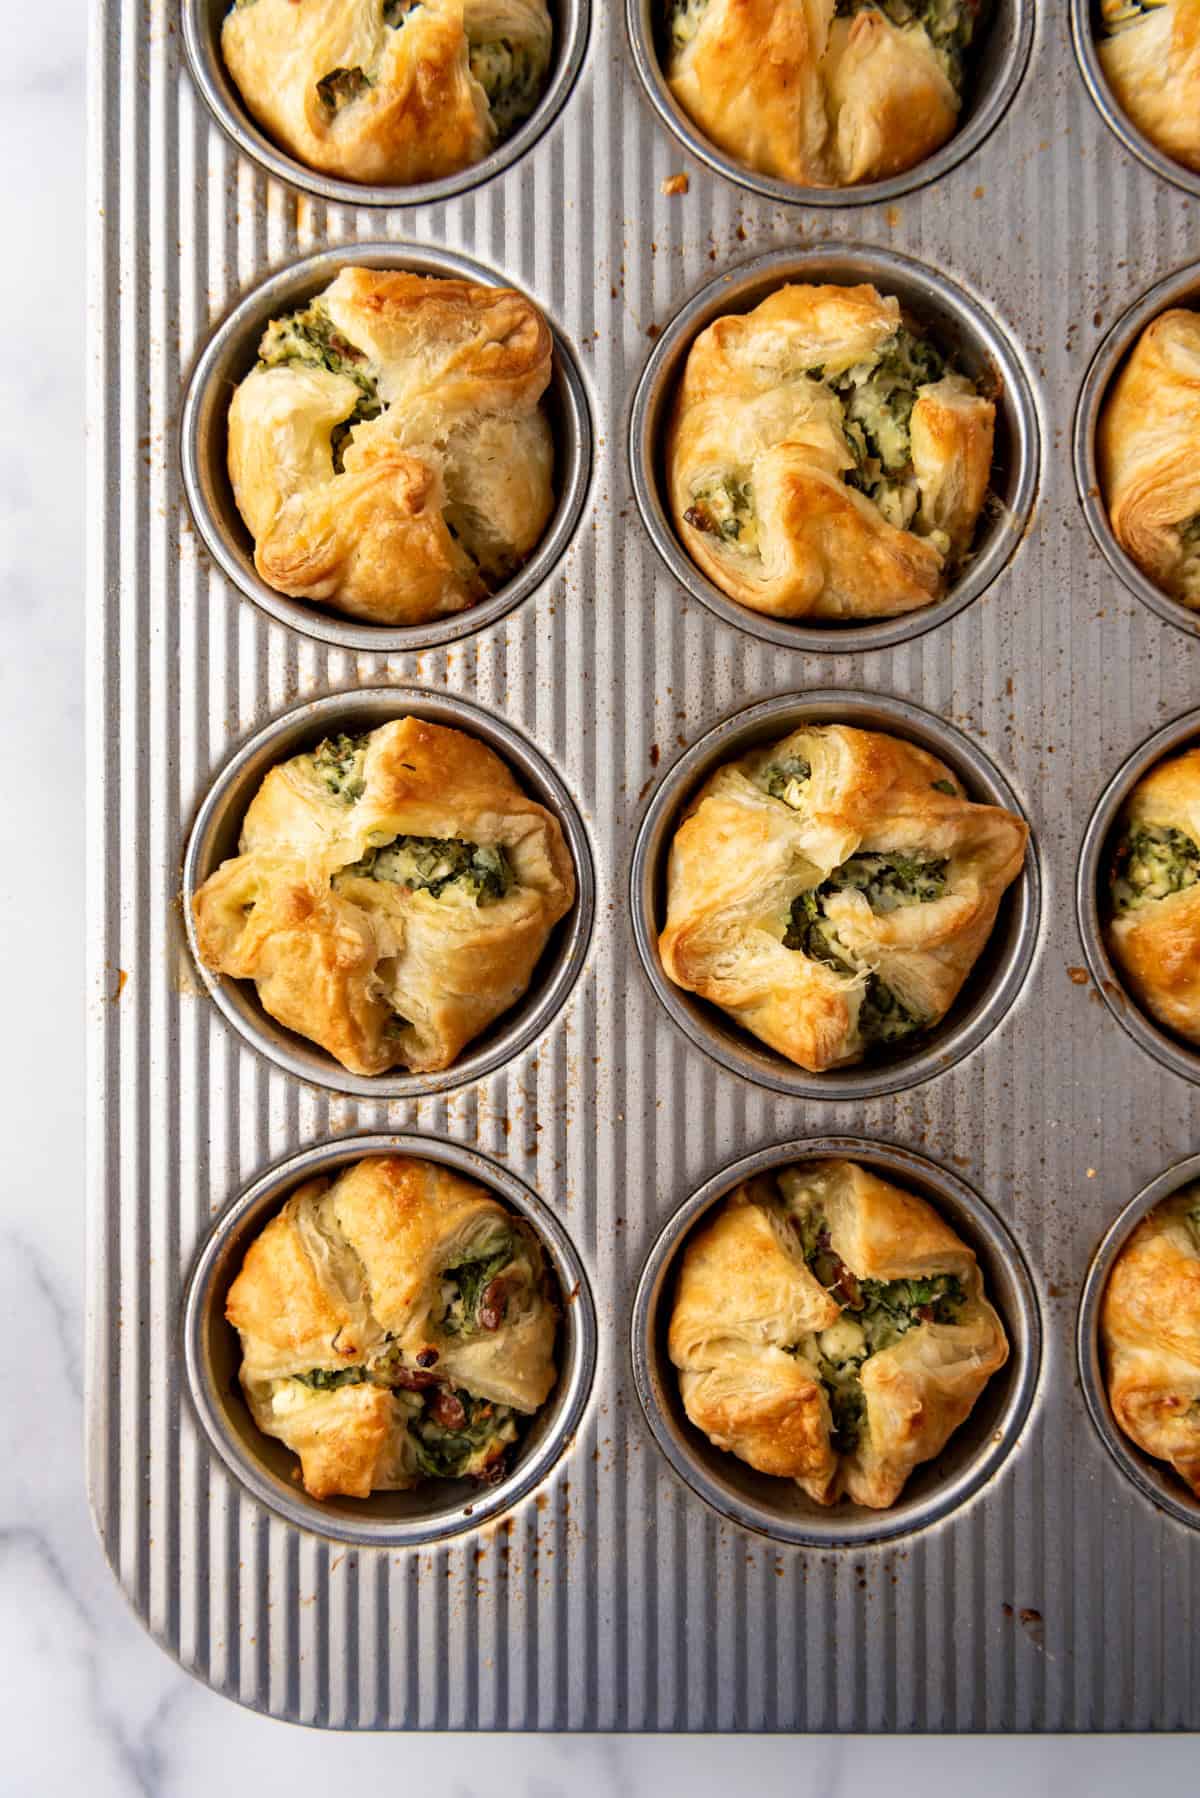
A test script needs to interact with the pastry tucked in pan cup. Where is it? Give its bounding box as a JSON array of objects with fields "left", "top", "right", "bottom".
[
  {"left": 1097, "top": 1, "right": 1200, "bottom": 177},
  {"left": 227, "top": 1153, "right": 558, "bottom": 1501},
  {"left": 664, "top": 0, "right": 986, "bottom": 189},
  {"left": 658, "top": 721, "right": 1027, "bottom": 1070},
  {"left": 191, "top": 715, "right": 576, "bottom": 1076},
  {"left": 668, "top": 1158, "right": 1009, "bottom": 1508},
  {"left": 666, "top": 282, "right": 995, "bottom": 622},
  {"left": 1097, "top": 307, "right": 1200, "bottom": 609},
  {"left": 1105, "top": 744, "right": 1200, "bottom": 1041},
  {"left": 221, "top": 0, "right": 552, "bottom": 186},
  {"left": 226, "top": 266, "right": 555, "bottom": 628},
  {"left": 1101, "top": 1185, "right": 1200, "bottom": 1500}
]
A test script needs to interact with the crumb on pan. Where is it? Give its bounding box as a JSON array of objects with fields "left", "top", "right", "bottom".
[{"left": 660, "top": 173, "right": 689, "bottom": 196}]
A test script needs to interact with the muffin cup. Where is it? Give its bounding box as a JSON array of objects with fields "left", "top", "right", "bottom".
[
  {"left": 1069, "top": 0, "right": 1200, "bottom": 200},
  {"left": 180, "top": 241, "right": 593, "bottom": 652},
  {"left": 626, "top": 0, "right": 1034, "bottom": 208},
  {"left": 1075, "top": 705, "right": 1200, "bottom": 1084},
  {"left": 182, "top": 685, "right": 596, "bottom": 1098},
  {"left": 630, "top": 688, "right": 1041, "bottom": 1101},
  {"left": 1076, "top": 1151, "right": 1200, "bottom": 1533},
  {"left": 628, "top": 242, "right": 1041, "bottom": 654},
  {"left": 1073, "top": 258, "right": 1200, "bottom": 637},
  {"left": 183, "top": 1132, "right": 598, "bottom": 1547},
  {"left": 631, "top": 1135, "right": 1041, "bottom": 1549},
  {"left": 182, "top": 0, "right": 592, "bottom": 207}
]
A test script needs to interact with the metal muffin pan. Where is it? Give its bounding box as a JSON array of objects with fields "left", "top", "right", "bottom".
[
  {"left": 626, "top": 0, "right": 1035, "bottom": 209},
  {"left": 631, "top": 688, "right": 1042, "bottom": 1101},
  {"left": 1076, "top": 704, "right": 1200, "bottom": 1085},
  {"left": 183, "top": 1131, "right": 599, "bottom": 1548},
  {"left": 1069, "top": 0, "right": 1200, "bottom": 200},
  {"left": 1077, "top": 1150, "right": 1200, "bottom": 1534},
  {"left": 632, "top": 1135, "right": 1042, "bottom": 1549},
  {"left": 629, "top": 241, "right": 1041, "bottom": 655},
  {"left": 180, "top": 240, "right": 594, "bottom": 653},
  {"left": 182, "top": 0, "right": 592, "bottom": 208},
  {"left": 1073, "top": 257, "right": 1200, "bottom": 638},
  {"left": 181, "top": 685, "right": 596, "bottom": 1099}
]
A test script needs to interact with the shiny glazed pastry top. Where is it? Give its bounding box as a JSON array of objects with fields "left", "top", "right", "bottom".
[
  {"left": 668, "top": 1158, "right": 1009, "bottom": 1508},
  {"left": 227, "top": 267, "right": 555, "bottom": 627},
  {"left": 1098, "top": 307, "right": 1200, "bottom": 608},
  {"left": 666, "top": 283, "right": 995, "bottom": 622},
  {"left": 664, "top": 0, "right": 987, "bottom": 188},
  {"left": 221, "top": 0, "right": 553, "bottom": 185},
  {"left": 1106, "top": 744, "right": 1200, "bottom": 1042},
  {"left": 658, "top": 722, "right": 1027, "bottom": 1070},
  {"left": 227, "top": 1154, "right": 558, "bottom": 1500},
  {"left": 1098, "top": 0, "right": 1200, "bottom": 175},
  {"left": 1102, "top": 1184, "right": 1200, "bottom": 1500},
  {"left": 191, "top": 716, "right": 576, "bottom": 1076}
]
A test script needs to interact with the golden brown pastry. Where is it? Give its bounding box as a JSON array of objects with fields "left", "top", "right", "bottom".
[
  {"left": 222, "top": 0, "right": 553, "bottom": 186},
  {"left": 659, "top": 722, "right": 1026, "bottom": 1070},
  {"left": 1098, "top": 308, "right": 1200, "bottom": 608},
  {"left": 1098, "top": 0, "right": 1200, "bottom": 175},
  {"left": 664, "top": 0, "right": 984, "bottom": 188},
  {"left": 666, "top": 283, "right": 995, "bottom": 621},
  {"left": 227, "top": 267, "right": 555, "bottom": 627},
  {"left": 669, "top": 1158, "right": 1008, "bottom": 1507},
  {"left": 227, "top": 1153, "right": 558, "bottom": 1500},
  {"left": 192, "top": 716, "right": 576, "bottom": 1075},
  {"left": 1106, "top": 744, "right": 1200, "bottom": 1041},
  {"left": 1102, "top": 1185, "right": 1200, "bottom": 1499}
]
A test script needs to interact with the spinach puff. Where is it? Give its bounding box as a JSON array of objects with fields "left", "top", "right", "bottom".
[
  {"left": 191, "top": 716, "right": 576, "bottom": 1075},
  {"left": 659, "top": 722, "right": 1026, "bottom": 1070},
  {"left": 1098, "top": 0, "right": 1200, "bottom": 176},
  {"left": 669, "top": 1158, "right": 1008, "bottom": 1507},
  {"left": 667, "top": 283, "right": 995, "bottom": 621},
  {"left": 227, "top": 267, "right": 555, "bottom": 627},
  {"left": 664, "top": 0, "right": 985, "bottom": 189},
  {"left": 1102, "top": 1186, "right": 1200, "bottom": 1500},
  {"left": 1098, "top": 308, "right": 1200, "bottom": 608},
  {"left": 1106, "top": 745, "right": 1200, "bottom": 1042},
  {"left": 222, "top": 0, "right": 553, "bottom": 186},
  {"left": 227, "top": 1154, "right": 558, "bottom": 1500}
]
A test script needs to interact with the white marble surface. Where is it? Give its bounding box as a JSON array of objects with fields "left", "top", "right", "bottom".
[{"left": 1, "top": 1, "right": 1193, "bottom": 1785}]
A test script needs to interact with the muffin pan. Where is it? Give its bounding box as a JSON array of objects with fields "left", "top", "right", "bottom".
[{"left": 88, "top": 0, "right": 1200, "bottom": 1733}]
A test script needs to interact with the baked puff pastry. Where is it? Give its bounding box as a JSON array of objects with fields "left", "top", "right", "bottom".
[
  {"left": 227, "top": 267, "right": 555, "bottom": 627},
  {"left": 191, "top": 716, "right": 576, "bottom": 1075},
  {"left": 222, "top": 0, "right": 553, "bottom": 186},
  {"left": 1106, "top": 745, "right": 1200, "bottom": 1042},
  {"left": 227, "top": 1153, "right": 558, "bottom": 1500},
  {"left": 664, "top": 0, "right": 985, "bottom": 189},
  {"left": 1098, "top": 1, "right": 1200, "bottom": 176},
  {"left": 667, "top": 283, "right": 995, "bottom": 621},
  {"left": 659, "top": 722, "right": 1026, "bottom": 1070},
  {"left": 1102, "top": 1185, "right": 1200, "bottom": 1499},
  {"left": 669, "top": 1158, "right": 1008, "bottom": 1507},
  {"left": 1098, "top": 308, "right": 1200, "bottom": 608}
]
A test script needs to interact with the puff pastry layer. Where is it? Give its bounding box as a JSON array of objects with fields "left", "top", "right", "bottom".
[
  {"left": 192, "top": 715, "right": 576, "bottom": 1075},
  {"left": 659, "top": 721, "right": 1026, "bottom": 1070},
  {"left": 1106, "top": 744, "right": 1200, "bottom": 1042},
  {"left": 667, "top": 283, "right": 995, "bottom": 622},
  {"left": 227, "top": 1153, "right": 558, "bottom": 1499},
  {"left": 1098, "top": 307, "right": 1200, "bottom": 609},
  {"left": 664, "top": 0, "right": 984, "bottom": 188},
  {"left": 222, "top": 0, "right": 553, "bottom": 185},
  {"left": 1099, "top": 0, "right": 1200, "bottom": 175},
  {"left": 669, "top": 1158, "right": 1008, "bottom": 1507},
  {"left": 1102, "top": 1185, "right": 1200, "bottom": 1500},
  {"left": 227, "top": 266, "right": 555, "bottom": 627}
]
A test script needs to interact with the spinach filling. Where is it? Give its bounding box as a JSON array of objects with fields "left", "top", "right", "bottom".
[
  {"left": 315, "top": 64, "right": 373, "bottom": 115},
  {"left": 817, "top": 326, "right": 949, "bottom": 535},
  {"left": 469, "top": 37, "right": 545, "bottom": 139},
  {"left": 834, "top": 0, "right": 985, "bottom": 90},
  {"left": 294, "top": 1364, "right": 368, "bottom": 1391},
  {"left": 342, "top": 835, "right": 514, "bottom": 903},
  {"left": 757, "top": 756, "right": 812, "bottom": 807},
  {"left": 667, "top": 0, "right": 713, "bottom": 49},
  {"left": 824, "top": 851, "right": 949, "bottom": 912},
  {"left": 411, "top": 1389, "right": 519, "bottom": 1481},
  {"left": 931, "top": 778, "right": 959, "bottom": 796},
  {"left": 1175, "top": 513, "right": 1200, "bottom": 597},
  {"left": 309, "top": 733, "right": 369, "bottom": 805},
  {"left": 683, "top": 476, "right": 760, "bottom": 555},
  {"left": 382, "top": 0, "right": 421, "bottom": 23},
  {"left": 440, "top": 1233, "right": 518, "bottom": 1337},
  {"left": 258, "top": 300, "right": 382, "bottom": 473},
  {"left": 1101, "top": 0, "right": 1168, "bottom": 35},
  {"left": 1110, "top": 824, "right": 1200, "bottom": 914}
]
